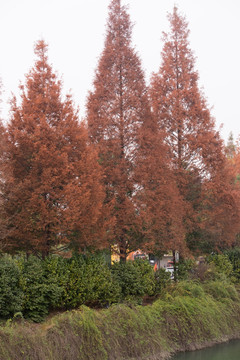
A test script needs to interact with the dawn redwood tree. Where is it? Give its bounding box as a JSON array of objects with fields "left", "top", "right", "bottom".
[
  {"left": 0, "top": 82, "right": 9, "bottom": 251},
  {"left": 150, "top": 6, "right": 240, "bottom": 252},
  {"left": 2, "top": 40, "right": 106, "bottom": 257},
  {"left": 226, "top": 132, "right": 236, "bottom": 161},
  {"left": 87, "top": 0, "right": 186, "bottom": 261},
  {"left": 200, "top": 161, "right": 240, "bottom": 251},
  {"left": 87, "top": 0, "right": 154, "bottom": 261},
  {"left": 136, "top": 121, "right": 186, "bottom": 258}
]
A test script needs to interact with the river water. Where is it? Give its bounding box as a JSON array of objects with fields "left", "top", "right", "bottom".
[{"left": 172, "top": 339, "right": 240, "bottom": 360}]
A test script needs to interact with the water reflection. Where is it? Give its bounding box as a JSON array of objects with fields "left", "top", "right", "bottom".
[{"left": 172, "top": 339, "right": 240, "bottom": 360}]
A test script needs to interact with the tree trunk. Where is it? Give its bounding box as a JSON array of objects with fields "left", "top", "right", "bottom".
[{"left": 119, "top": 239, "right": 127, "bottom": 263}]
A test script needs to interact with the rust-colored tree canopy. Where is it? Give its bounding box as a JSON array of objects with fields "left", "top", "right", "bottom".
[
  {"left": 87, "top": 0, "right": 188, "bottom": 260},
  {"left": 0, "top": 2, "right": 239, "bottom": 258},
  {"left": 87, "top": 0, "right": 152, "bottom": 260},
  {"left": 1, "top": 40, "right": 106, "bottom": 257},
  {"left": 150, "top": 6, "right": 240, "bottom": 252},
  {"left": 150, "top": 7, "right": 220, "bottom": 185},
  {"left": 136, "top": 121, "right": 186, "bottom": 256},
  {"left": 0, "top": 118, "right": 9, "bottom": 251}
]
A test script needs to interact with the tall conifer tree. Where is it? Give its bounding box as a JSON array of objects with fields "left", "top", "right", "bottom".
[
  {"left": 87, "top": 0, "right": 185, "bottom": 259},
  {"left": 136, "top": 122, "right": 186, "bottom": 257},
  {"left": 0, "top": 81, "right": 9, "bottom": 250},
  {"left": 2, "top": 40, "right": 105, "bottom": 257},
  {"left": 87, "top": 0, "right": 152, "bottom": 261},
  {"left": 150, "top": 7, "right": 240, "bottom": 251}
]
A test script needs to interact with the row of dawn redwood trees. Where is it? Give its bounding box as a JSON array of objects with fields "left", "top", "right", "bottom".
[{"left": 0, "top": 0, "right": 240, "bottom": 260}]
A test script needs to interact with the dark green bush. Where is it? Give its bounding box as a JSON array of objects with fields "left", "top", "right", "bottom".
[
  {"left": 224, "top": 248, "right": 240, "bottom": 280},
  {"left": 0, "top": 256, "right": 23, "bottom": 317},
  {"left": 154, "top": 268, "right": 171, "bottom": 295},
  {"left": 17, "top": 256, "right": 62, "bottom": 322},
  {"left": 177, "top": 258, "right": 195, "bottom": 280},
  {"left": 44, "top": 254, "right": 121, "bottom": 309},
  {"left": 111, "top": 260, "right": 155, "bottom": 302},
  {"left": 3, "top": 252, "right": 227, "bottom": 323},
  {"left": 207, "top": 254, "right": 233, "bottom": 279},
  {"left": 82, "top": 255, "right": 121, "bottom": 306},
  {"left": 43, "top": 255, "right": 82, "bottom": 309},
  {"left": 131, "top": 259, "right": 155, "bottom": 296}
]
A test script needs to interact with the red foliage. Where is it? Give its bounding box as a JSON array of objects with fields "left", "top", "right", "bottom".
[
  {"left": 2, "top": 41, "right": 106, "bottom": 257},
  {"left": 0, "top": 5, "right": 238, "bottom": 258},
  {"left": 136, "top": 119, "right": 187, "bottom": 256},
  {"left": 150, "top": 7, "right": 240, "bottom": 252},
  {"left": 0, "top": 119, "right": 9, "bottom": 251},
  {"left": 87, "top": 0, "right": 187, "bottom": 259},
  {"left": 87, "top": 0, "right": 152, "bottom": 260}
]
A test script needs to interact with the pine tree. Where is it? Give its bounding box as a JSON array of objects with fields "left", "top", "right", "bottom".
[
  {"left": 2, "top": 40, "right": 105, "bottom": 257},
  {"left": 150, "top": 7, "right": 240, "bottom": 252}
]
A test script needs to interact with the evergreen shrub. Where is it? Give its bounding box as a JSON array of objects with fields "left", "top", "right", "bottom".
[
  {"left": 154, "top": 268, "right": 171, "bottom": 295},
  {"left": 17, "top": 256, "right": 62, "bottom": 322},
  {"left": 44, "top": 254, "right": 121, "bottom": 309},
  {"left": 224, "top": 247, "right": 240, "bottom": 280},
  {"left": 0, "top": 256, "right": 23, "bottom": 317},
  {"left": 111, "top": 260, "right": 155, "bottom": 302},
  {"left": 207, "top": 254, "right": 233, "bottom": 279}
]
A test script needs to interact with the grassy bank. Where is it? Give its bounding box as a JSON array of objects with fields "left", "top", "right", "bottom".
[{"left": 1, "top": 279, "right": 240, "bottom": 360}]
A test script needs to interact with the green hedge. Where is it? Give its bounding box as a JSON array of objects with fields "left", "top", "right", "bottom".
[
  {"left": 0, "top": 254, "right": 167, "bottom": 322},
  {"left": 3, "top": 251, "right": 239, "bottom": 322},
  {"left": 111, "top": 260, "right": 156, "bottom": 302}
]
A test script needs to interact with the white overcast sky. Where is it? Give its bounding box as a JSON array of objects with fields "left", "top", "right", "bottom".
[{"left": 0, "top": 0, "right": 239, "bottom": 143}]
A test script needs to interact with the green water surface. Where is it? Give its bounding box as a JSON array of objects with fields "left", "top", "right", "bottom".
[{"left": 172, "top": 339, "right": 240, "bottom": 360}]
